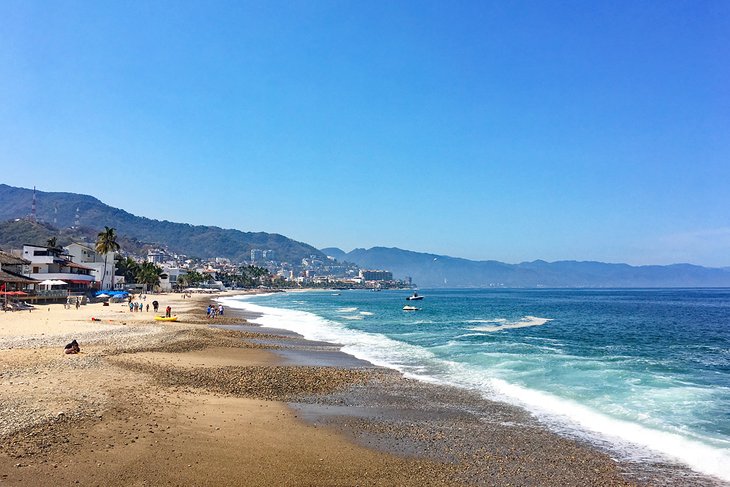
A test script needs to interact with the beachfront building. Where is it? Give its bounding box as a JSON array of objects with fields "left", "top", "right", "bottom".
[
  {"left": 21, "top": 244, "right": 96, "bottom": 291},
  {"left": 0, "top": 249, "right": 37, "bottom": 293},
  {"left": 159, "top": 265, "right": 187, "bottom": 292},
  {"left": 65, "top": 242, "right": 118, "bottom": 290},
  {"left": 359, "top": 270, "right": 393, "bottom": 281}
]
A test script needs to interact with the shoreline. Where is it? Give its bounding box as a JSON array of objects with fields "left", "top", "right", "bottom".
[
  {"left": 219, "top": 292, "right": 725, "bottom": 487},
  {"left": 0, "top": 291, "right": 722, "bottom": 485}
]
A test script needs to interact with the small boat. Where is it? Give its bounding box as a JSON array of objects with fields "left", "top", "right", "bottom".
[
  {"left": 406, "top": 292, "right": 424, "bottom": 301},
  {"left": 154, "top": 315, "right": 178, "bottom": 322},
  {"left": 403, "top": 306, "right": 420, "bottom": 311}
]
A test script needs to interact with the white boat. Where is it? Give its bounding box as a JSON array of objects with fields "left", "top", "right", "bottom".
[
  {"left": 403, "top": 305, "right": 420, "bottom": 311},
  {"left": 406, "top": 292, "right": 424, "bottom": 301}
]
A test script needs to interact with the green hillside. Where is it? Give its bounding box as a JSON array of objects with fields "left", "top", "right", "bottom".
[{"left": 0, "top": 184, "right": 323, "bottom": 263}]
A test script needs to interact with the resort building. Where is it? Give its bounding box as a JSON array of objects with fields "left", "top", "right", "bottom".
[
  {"left": 21, "top": 244, "right": 96, "bottom": 291},
  {"left": 359, "top": 270, "right": 393, "bottom": 281},
  {"left": 65, "top": 242, "right": 118, "bottom": 290}
]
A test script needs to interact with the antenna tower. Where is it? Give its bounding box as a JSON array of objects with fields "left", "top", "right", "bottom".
[
  {"left": 73, "top": 207, "right": 80, "bottom": 229},
  {"left": 30, "top": 186, "right": 37, "bottom": 222}
]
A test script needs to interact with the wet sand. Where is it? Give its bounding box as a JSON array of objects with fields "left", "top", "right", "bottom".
[{"left": 0, "top": 292, "right": 721, "bottom": 486}]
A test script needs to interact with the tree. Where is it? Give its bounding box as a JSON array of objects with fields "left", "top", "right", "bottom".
[
  {"left": 179, "top": 270, "right": 206, "bottom": 288},
  {"left": 135, "top": 261, "right": 163, "bottom": 291},
  {"left": 46, "top": 237, "right": 58, "bottom": 249},
  {"left": 96, "top": 227, "right": 121, "bottom": 289},
  {"left": 116, "top": 256, "right": 140, "bottom": 284}
]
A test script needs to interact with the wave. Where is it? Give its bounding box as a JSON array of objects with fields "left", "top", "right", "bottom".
[
  {"left": 220, "top": 295, "right": 730, "bottom": 483},
  {"left": 469, "top": 316, "right": 552, "bottom": 332},
  {"left": 485, "top": 378, "right": 730, "bottom": 482},
  {"left": 337, "top": 307, "right": 358, "bottom": 313},
  {"left": 359, "top": 311, "right": 374, "bottom": 316}
]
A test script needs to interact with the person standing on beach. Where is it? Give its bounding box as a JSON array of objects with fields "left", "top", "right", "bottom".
[{"left": 165, "top": 305, "right": 171, "bottom": 318}]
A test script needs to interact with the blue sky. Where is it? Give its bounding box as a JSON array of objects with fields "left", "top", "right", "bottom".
[{"left": 1, "top": 1, "right": 728, "bottom": 266}]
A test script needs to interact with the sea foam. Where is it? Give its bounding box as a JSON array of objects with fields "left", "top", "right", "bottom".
[
  {"left": 469, "top": 316, "right": 552, "bottom": 332},
  {"left": 220, "top": 294, "right": 730, "bottom": 483}
]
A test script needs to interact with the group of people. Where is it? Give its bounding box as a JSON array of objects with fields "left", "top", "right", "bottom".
[
  {"left": 64, "top": 296, "right": 82, "bottom": 310},
  {"left": 128, "top": 301, "right": 149, "bottom": 312},
  {"left": 206, "top": 304, "right": 224, "bottom": 319}
]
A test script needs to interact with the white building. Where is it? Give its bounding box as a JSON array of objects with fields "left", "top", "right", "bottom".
[
  {"left": 22, "top": 244, "right": 95, "bottom": 290},
  {"left": 159, "top": 265, "right": 188, "bottom": 292},
  {"left": 147, "top": 249, "right": 167, "bottom": 264},
  {"left": 65, "top": 242, "right": 118, "bottom": 290}
]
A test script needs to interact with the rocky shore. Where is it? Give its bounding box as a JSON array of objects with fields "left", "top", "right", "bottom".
[{"left": 0, "top": 292, "right": 722, "bottom": 486}]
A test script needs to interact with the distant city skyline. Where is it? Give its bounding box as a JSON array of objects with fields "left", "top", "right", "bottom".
[{"left": 1, "top": 2, "right": 728, "bottom": 267}]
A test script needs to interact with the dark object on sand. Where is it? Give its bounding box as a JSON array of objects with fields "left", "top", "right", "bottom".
[{"left": 64, "top": 339, "right": 80, "bottom": 354}]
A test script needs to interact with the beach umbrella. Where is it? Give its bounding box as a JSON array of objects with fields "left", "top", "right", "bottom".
[{"left": 97, "top": 293, "right": 110, "bottom": 298}]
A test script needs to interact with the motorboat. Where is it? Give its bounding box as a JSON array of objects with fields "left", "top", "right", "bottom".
[
  {"left": 403, "top": 306, "right": 420, "bottom": 311},
  {"left": 406, "top": 292, "right": 424, "bottom": 301}
]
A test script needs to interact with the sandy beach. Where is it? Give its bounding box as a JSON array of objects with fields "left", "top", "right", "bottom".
[{"left": 0, "top": 292, "right": 717, "bottom": 486}]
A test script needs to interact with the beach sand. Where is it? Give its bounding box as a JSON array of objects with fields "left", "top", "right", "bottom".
[{"left": 0, "top": 292, "right": 718, "bottom": 486}]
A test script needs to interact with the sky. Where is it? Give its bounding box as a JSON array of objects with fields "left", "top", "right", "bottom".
[{"left": 1, "top": 1, "right": 729, "bottom": 266}]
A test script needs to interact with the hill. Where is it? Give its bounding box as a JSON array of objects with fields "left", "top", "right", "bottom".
[
  {"left": 0, "top": 184, "right": 324, "bottom": 263},
  {"left": 338, "top": 247, "right": 730, "bottom": 288}
]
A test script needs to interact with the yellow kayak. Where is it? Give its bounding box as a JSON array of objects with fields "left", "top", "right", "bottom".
[{"left": 154, "top": 315, "right": 178, "bottom": 322}]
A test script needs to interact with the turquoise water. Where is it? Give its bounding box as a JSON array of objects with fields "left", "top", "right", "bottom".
[{"left": 220, "top": 288, "right": 730, "bottom": 481}]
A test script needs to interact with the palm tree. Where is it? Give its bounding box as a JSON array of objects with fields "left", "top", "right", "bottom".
[
  {"left": 135, "top": 262, "right": 163, "bottom": 292},
  {"left": 115, "top": 256, "right": 140, "bottom": 284},
  {"left": 96, "top": 227, "right": 121, "bottom": 290}
]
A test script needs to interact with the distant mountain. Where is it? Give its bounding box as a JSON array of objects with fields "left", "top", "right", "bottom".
[
  {"left": 340, "top": 247, "right": 730, "bottom": 288},
  {"left": 320, "top": 247, "right": 348, "bottom": 261},
  {"left": 0, "top": 184, "right": 324, "bottom": 263}
]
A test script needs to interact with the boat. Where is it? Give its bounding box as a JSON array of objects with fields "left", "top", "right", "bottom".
[
  {"left": 403, "top": 306, "right": 420, "bottom": 311},
  {"left": 406, "top": 292, "right": 424, "bottom": 301},
  {"left": 154, "top": 315, "right": 178, "bottom": 322}
]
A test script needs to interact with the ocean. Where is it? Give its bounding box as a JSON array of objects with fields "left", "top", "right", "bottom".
[{"left": 219, "top": 288, "right": 730, "bottom": 483}]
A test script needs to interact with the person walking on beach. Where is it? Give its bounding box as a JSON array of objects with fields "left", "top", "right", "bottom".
[
  {"left": 152, "top": 300, "right": 159, "bottom": 313},
  {"left": 218, "top": 304, "right": 224, "bottom": 316},
  {"left": 165, "top": 305, "right": 171, "bottom": 318}
]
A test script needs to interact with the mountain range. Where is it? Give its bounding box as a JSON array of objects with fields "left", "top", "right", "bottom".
[
  {"left": 0, "top": 184, "right": 324, "bottom": 263},
  {"left": 2, "top": 183, "right": 729, "bottom": 288},
  {"left": 321, "top": 247, "right": 730, "bottom": 288}
]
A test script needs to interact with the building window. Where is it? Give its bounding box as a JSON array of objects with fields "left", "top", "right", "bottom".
[{"left": 33, "top": 266, "right": 40, "bottom": 273}]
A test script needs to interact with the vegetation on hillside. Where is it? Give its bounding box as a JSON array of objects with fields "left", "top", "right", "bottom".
[{"left": 0, "top": 184, "right": 324, "bottom": 263}]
